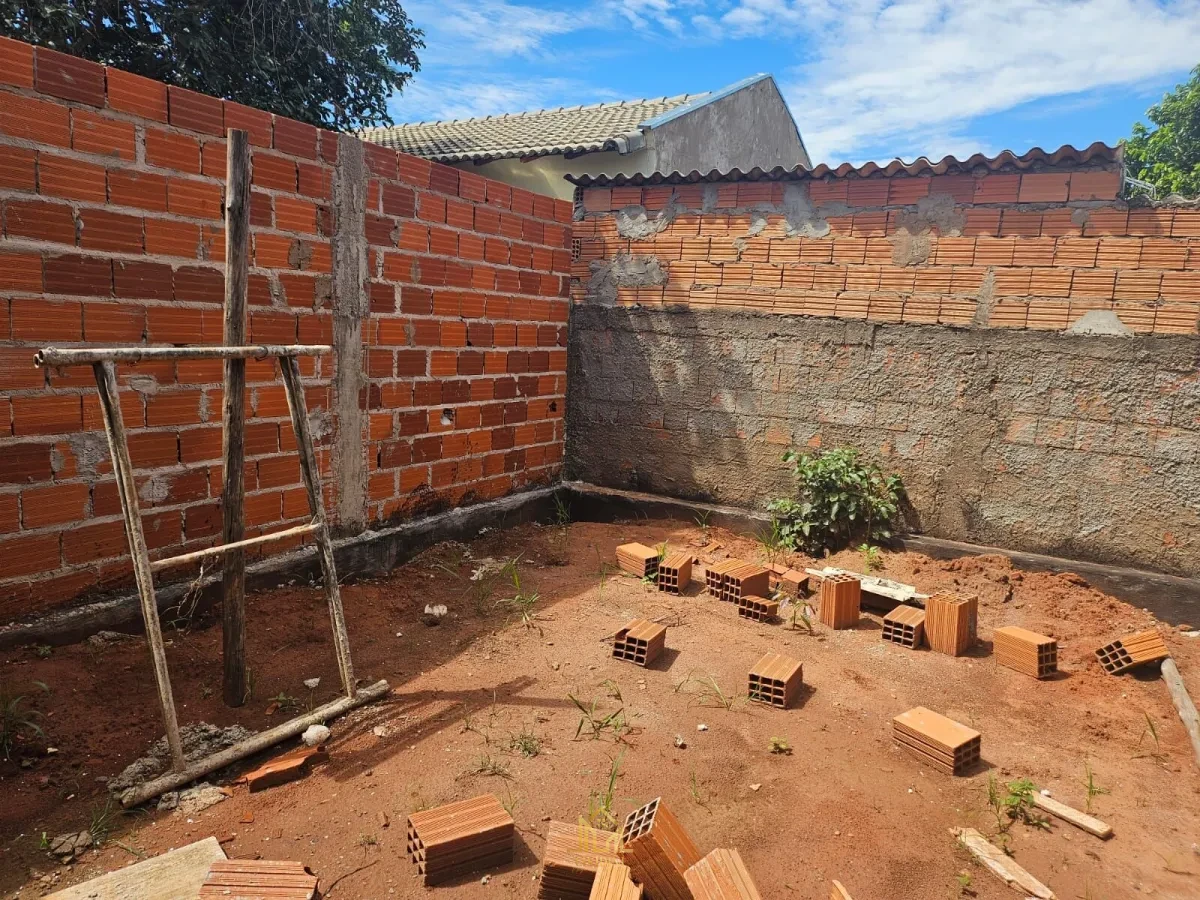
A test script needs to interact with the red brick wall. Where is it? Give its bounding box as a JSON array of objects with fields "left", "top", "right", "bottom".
[
  {"left": 0, "top": 37, "right": 569, "bottom": 622},
  {"left": 573, "top": 167, "right": 1200, "bottom": 332}
]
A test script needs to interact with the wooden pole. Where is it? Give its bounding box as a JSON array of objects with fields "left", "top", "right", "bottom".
[
  {"left": 221, "top": 129, "right": 251, "bottom": 708},
  {"left": 92, "top": 362, "right": 185, "bottom": 771},
  {"left": 119, "top": 678, "right": 390, "bottom": 807},
  {"left": 35, "top": 345, "right": 329, "bottom": 367},
  {"left": 1161, "top": 657, "right": 1200, "bottom": 769},
  {"left": 150, "top": 521, "right": 320, "bottom": 573},
  {"left": 278, "top": 355, "right": 357, "bottom": 697}
]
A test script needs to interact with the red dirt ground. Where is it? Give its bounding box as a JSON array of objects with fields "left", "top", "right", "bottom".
[{"left": 2, "top": 520, "right": 1198, "bottom": 899}]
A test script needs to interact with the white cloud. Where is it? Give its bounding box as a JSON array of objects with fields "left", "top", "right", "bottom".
[
  {"left": 710, "top": 0, "right": 1200, "bottom": 162},
  {"left": 405, "top": 0, "right": 583, "bottom": 60}
]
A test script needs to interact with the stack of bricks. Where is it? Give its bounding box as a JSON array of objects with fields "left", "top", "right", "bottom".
[
  {"left": 736, "top": 595, "right": 779, "bottom": 622},
  {"left": 612, "top": 619, "right": 666, "bottom": 667},
  {"left": 539, "top": 821, "right": 622, "bottom": 900},
  {"left": 198, "top": 861, "right": 318, "bottom": 900},
  {"left": 589, "top": 862, "right": 642, "bottom": 900},
  {"left": 617, "top": 543, "right": 660, "bottom": 578},
  {"left": 619, "top": 798, "right": 702, "bottom": 900},
  {"left": 892, "top": 706, "right": 981, "bottom": 776},
  {"left": 406, "top": 794, "right": 514, "bottom": 885},
  {"left": 747, "top": 651, "right": 804, "bottom": 709},
  {"left": 704, "top": 559, "right": 742, "bottom": 597},
  {"left": 993, "top": 625, "right": 1058, "bottom": 678},
  {"left": 818, "top": 573, "right": 861, "bottom": 629},
  {"left": 684, "top": 849, "right": 763, "bottom": 900},
  {"left": 0, "top": 35, "right": 570, "bottom": 622},
  {"left": 720, "top": 562, "right": 769, "bottom": 603},
  {"left": 1095, "top": 629, "right": 1169, "bottom": 674},
  {"left": 881, "top": 604, "right": 926, "bottom": 648},
  {"left": 657, "top": 550, "right": 692, "bottom": 594},
  {"left": 925, "top": 591, "right": 978, "bottom": 656}
]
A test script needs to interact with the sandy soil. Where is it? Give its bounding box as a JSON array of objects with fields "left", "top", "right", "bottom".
[{"left": 2, "top": 519, "right": 1199, "bottom": 900}]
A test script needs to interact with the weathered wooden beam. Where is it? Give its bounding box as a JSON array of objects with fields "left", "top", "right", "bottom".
[
  {"left": 34, "top": 345, "right": 330, "bottom": 367},
  {"left": 150, "top": 522, "right": 320, "bottom": 573},
  {"left": 951, "top": 827, "right": 1055, "bottom": 899},
  {"left": 1030, "top": 793, "right": 1113, "bottom": 839},
  {"left": 222, "top": 128, "right": 251, "bottom": 708},
  {"left": 1162, "top": 657, "right": 1200, "bottom": 769}
]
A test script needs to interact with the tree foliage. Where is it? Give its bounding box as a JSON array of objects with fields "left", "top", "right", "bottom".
[
  {"left": 767, "top": 448, "right": 904, "bottom": 555},
  {"left": 2, "top": 1, "right": 423, "bottom": 131},
  {"left": 1124, "top": 64, "right": 1200, "bottom": 198}
]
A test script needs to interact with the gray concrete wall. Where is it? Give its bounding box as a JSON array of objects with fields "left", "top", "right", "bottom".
[
  {"left": 646, "top": 77, "right": 810, "bottom": 173},
  {"left": 454, "top": 150, "right": 640, "bottom": 201},
  {"left": 566, "top": 305, "right": 1200, "bottom": 575}
]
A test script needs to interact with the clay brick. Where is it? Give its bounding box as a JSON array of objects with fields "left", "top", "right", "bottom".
[
  {"left": 993, "top": 625, "right": 1057, "bottom": 678},
  {"left": 1138, "top": 238, "right": 1187, "bottom": 270},
  {"left": 219, "top": 101, "right": 273, "bottom": 147},
  {"left": 1083, "top": 208, "right": 1128, "bottom": 237},
  {"left": 35, "top": 47, "right": 104, "bottom": 106},
  {"left": 685, "top": 848, "right": 762, "bottom": 900},
  {"left": 1068, "top": 169, "right": 1121, "bottom": 201},
  {"left": 44, "top": 254, "right": 112, "bottom": 296},
  {"left": 538, "top": 821, "right": 622, "bottom": 900},
  {"left": 893, "top": 706, "right": 981, "bottom": 775},
  {"left": 79, "top": 209, "right": 143, "bottom": 253},
  {"left": 973, "top": 174, "right": 1019, "bottom": 204},
  {"left": 612, "top": 619, "right": 666, "bottom": 666},
  {"left": 748, "top": 651, "right": 803, "bottom": 708},
  {"left": 145, "top": 218, "right": 202, "bottom": 258},
  {"left": 0, "top": 532, "right": 61, "bottom": 577},
  {"left": 1161, "top": 271, "right": 1200, "bottom": 302},
  {"left": 845, "top": 178, "right": 888, "bottom": 207},
  {"left": 72, "top": 109, "right": 136, "bottom": 160},
  {"left": 882, "top": 604, "right": 925, "bottom": 648},
  {"left": 0, "top": 145, "right": 36, "bottom": 192},
  {"left": 0, "top": 35, "right": 35, "bottom": 88},
  {"left": 620, "top": 799, "right": 701, "bottom": 900},
  {"left": 736, "top": 594, "right": 779, "bottom": 623},
  {"left": 243, "top": 745, "right": 327, "bottom": 792},
  {"left": 5, "top": 199, "right": 76, "bottom": 245},
  {"left": 1095, "top": 628, "right": 1169, "bottom": 674},
  {"left": 168, "top": 85, "right": 224, "bottom": 135},
  {"left": 0, "top": 92, "right": 70, "bottom": 147},
  {"left": 1127, "top": 207, "right": 1174, "bottom": 236},
  {"left": 38, "top": 154, "right": 106, "bottom": 203},
  {"left": 721, "top": 562, "right": 769, "bottom": 603},
  {"left": 589, "top": 862, "right": 642, "bottom": 900},
  {"left": 21, "top": 482, "right": 89, "bottom": 529},
  {"left": 197, "top": 859, "right": 318, "bottom": 900},
  {"left": 84, "top": 302, "right": 146, "bottom": 341},
  {"left": 818, "top": 573, "right": 860, "bottom": 629},
  {"left": 146, "top": 128, "right": 201, "bottom": 174},
  {"left": 1017, "top": 171, "right": 1069, "bottom": 203},
  {"left": 273, "top": 116, "right": 318, "bottom": 158},
  {"left": 924, "top": 591, "right": 977, "bottom": 656},
  {"left": 168, "top": 178, "right": 222, "bottom": 220},
  {"left": 407, "top": 794, "right": 514, "bottom": 886},
  {"left": 656, "top": 550, "right": 692, "bottom": 594},
  {"left": 998, "top": 209, "right": 1042, "bottom": 238}
]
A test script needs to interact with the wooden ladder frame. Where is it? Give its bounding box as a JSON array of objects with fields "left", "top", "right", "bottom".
[{"left": 33, "top": 343, "right": 389, "bottom": 808}]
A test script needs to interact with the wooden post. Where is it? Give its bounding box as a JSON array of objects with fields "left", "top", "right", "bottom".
[
  {"left": 93, "top": 363, "right": 185, "bottom": 770},
  {"left": 278, "top": 355, "right": 356, "bottom": 697},
  {"left": 1161, "top": 658, "right": 1200, "bottom": 769},
  {"left": 221, "top": 129, "right": 251, "bottom": 707}
]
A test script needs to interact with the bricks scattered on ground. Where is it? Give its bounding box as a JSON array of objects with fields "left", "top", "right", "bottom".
[
  {"left": 241, "top": 745, "right": 327, "bottom": 793},
  {"left": 993, "top": 625, "right": 1058, "bottom": 678},
  {"left": 539, "top": 821, "right": 622, "bottom": 900},
  {"left": 748, "top": 651, "right": 804, "bottom": 709},
  {"left": 406, "top": 793, "right": 515, "bottom": 886},
  {"left": 588, "top": 861, "right": 643, "bottom": 900},
  {"left": 620, "top": 798, "right": 702, "bottom": 900},
  {"left": 893, "top": 706, "right": 981, "bottom": 776},
  {"left": 924, "top": 591, "right": 978, "bottom": 656},
  {"left": 721, "top": 562, "right": 770, "bottom": 604},
  {"left": 612, "top": 619, "right": 667, "bottom": 667},
  {"left": 684, "top": 848, "right": 763, "bottom": 900},
  {"left": 736, "top": 595, "right": 779, "bottom": 623},
  {"left": 882, "top": 604, "right": 926, "bottom": 649},
  {"left": 617, "top": 543, "right": 660, "bottom": 578},
  {"left": 197, "top": 860, "right": 319, "bottom": 899},
  {"left": 818, "top": 573, "right": 861, "bottom": 630},
  {"left": 1095, "top": 628, "right": 1169, "bottom": 675},
  {"left": 704, "top": 558, "right": 742, "bottom": 598},
  {"left": 657, "top": 550, "right": 693, "bottom": 594}
]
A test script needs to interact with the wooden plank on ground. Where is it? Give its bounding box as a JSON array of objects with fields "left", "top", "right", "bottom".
[
  {"left": 952, "top": 827, "right": 1055, "bottom": 899},
  {"left": 1031, "top": 793, "right": 1113, "bottom": 839},
  {"left": 47, "top": 836, "right": 225, "bottom": 899}
]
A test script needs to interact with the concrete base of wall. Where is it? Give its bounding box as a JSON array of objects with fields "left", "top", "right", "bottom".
[{"left": 3, "top": 481, "right": 1194, "bottom": 649}]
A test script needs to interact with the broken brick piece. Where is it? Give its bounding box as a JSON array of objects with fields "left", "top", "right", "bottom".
[
  {"left": 704, "top": 558, "right": 743, "bottom": 597},
  {"left": 539, "top": 821, "right": 622, "bottom": 900},
  {"left": 589, "top": 861, "right": 643, "bottom": 900},
  {"left": 736, "top": 595, "right": 779, "bottom": 623},
  {"left": 882, "top": 604, "right": 925, "bottom": 649},
  {"left": 818, "top": 573, "right": 861, "bottom": 629},
  {"left": 620, "top": 798, "right": 702, "bottom": 900},
  {"left": 993, "top": 625, "right": 1058, "bottom": 678},
  {"left": 657, "top": 550, "right": 693, "bottom": 594},
  {"left": 685, "top": 848, "right": 763, "bottom": 900},
  {"left": 778, "top": 569, "right": 808, "bottom": 598},
  {"left": 617, "top": 543, "right": 660, "bottom": 578},
  {"left": 748, "top": 651, "right": 803, "bottom": 709},
  {"left": 925, "top": 591, "right": 978, "bottom": 656},
  {"left": 1095, "top": 628, "right": 1168, "bottom": 675},
  {"left": 407, "top": 793, "right": 514, "bottom": 886},
  {"left": 612, "top": 619, "right": 667, "bottom": 667},
  {"left": 198, "top": 859, "right": 318, "bottom": 899},
  {"left": 244, "top": 745, "right": 327, "bottom": 793},
  {"left": 893, "top": 706, "right": 981, "bottom": 776}
]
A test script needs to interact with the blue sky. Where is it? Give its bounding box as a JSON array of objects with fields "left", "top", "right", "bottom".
[{"left": 388, "top": 1, "right": 1200, "bottom": 167}]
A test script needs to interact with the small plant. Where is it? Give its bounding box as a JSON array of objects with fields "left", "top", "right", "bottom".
[
  {"left": 675, "top": 673, "right": 738, "bottom": 710},
  {"left": 757, "top": 517, "right": 788, "bottom": 566},
  {"left": 1082, "top": 761, "right": 1108, "bottom": 814},
  {"left": 1, "top": 680, "right": 49, "bottom": 760},
  {"left": 357, "top": 833, "right": 378, "bottom": 849},
  {"left": 858, "top": 543, "right": 883, "bottom": 572},
  {"left": 570, "top": 694, "right": 629, "bottom": 742},
  {"left": 582, "top": 753, "right": 624, "bottom": 832},
  {"left": 955, "top": 870, "right": 974, "bottom": 895},
  {"left": 267, "top": 691, "right": 300, "bottom": 714},
  {"left": 986, "top": 776, "right": 1049, "bottom": 834},
  {"left": 496, "top": 558, "right": 542, "bottom": 633},
  {"left": 508, "top": 727, "right": 541, "bottom": 758},
  {"left": 89, "top": 798, "right": 118, "bottom": 847},
  {"left": 600, "top": 679, "right": 623, "bottom": 702},
  {"left": 470, "top": 754, "right": 512, "bottom": 779},
  {"left": 768, "top": 736, "right": 792, "bottom": 755},
  {"left": 553, "top": 494, "right": 572, "bottom": 527},
  {"left": 688, "top": 770, "right": 709, "bottom": 809},
  {"left": 1136, "top": 711, "right": 1167, "bottom": 762},
  {"left": 640, "top": 543, "right": 668, "bottom": 587},
  {"left": 32, "top": 644, "right": 52, "bottom": 660},
  {"left": 499, "top": 785, "right": 520, "bottom": 818},
  {"left": 786, "top": 597, "right": 816, "bottom": 634},
  {"left": 768, "top": 448, "right": 904, "bottom": 554},
  {"left": 694, "top": 510, "right": 711, "bottom": 542}
]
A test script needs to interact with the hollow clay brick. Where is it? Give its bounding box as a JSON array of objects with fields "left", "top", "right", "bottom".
[
  {"left": 736, "top": 595, "right": 779, "bottom": 623},
  {"left": 881, "top": 604, "right": 925, "bottom": 649},
  {"left": 407, "top": 793, "right": 515, "bottom": 885},
  {"left": 924, "top": 591, "right": 978, "bottom": 656},
  {"left": 892, "top": 706, "right": 981, "bottom": 776},
  {"left": 818, "top": 573, "right": 861, "bottom": 629},
  {"left": 704, "top": 558, "right": 743, "bottom": 598},
  {"left": 748, "top": 651, "right": 803, "bottom": 709},
  {"left": 1094, "top": 629, "right": 1169, "bottom": 675},
  {"left": 612, "top": 619, "right": 667, "bottom": 667},
  {"left": 721, "top": 562, "right": 769, "bottom": 603},
  {"left": 589, "top": 861, "right": 643, "bottom": 900},
  {"left": 684, "top": 848, "right": 763, "bottom": 900},
  {"left": 620, "top": 798, "right": 702, "bottom": 900},
  {"left": 540, "top": 820, "right": 622, "bottom": 900},
  {"left": 617, "top": 542, "right": 660, "bottom": 578},
  {"left": 657, "top": 550, "right": 693, "bottom": 594},
  {"left": 198, "top": 860, "right": 318, "bottom": 899},
  {"left": 993, "top": 625, "right": 1058, "bottom": 678}
]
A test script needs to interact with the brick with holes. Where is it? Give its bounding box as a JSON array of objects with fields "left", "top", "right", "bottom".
[
  {"left": 993, "top": 625, "right": 1058, "bottom": 679},
  {"left": 612, "top": 619, "right": 667, "bottom": 667},
  {"left": 747, "top": 651, "right": 803, "bottom": 709},
  {"left": 818, "top": 573, "right": 861, "bottom": 629},
  {"left": 736, "top": 595, "right": 779, "bottom": 623},
  {"left": 881, "top": 604, "right": 925, "bottom": 649},
  {"left": 619, "top": 798, "right": 702, "bottom": 900},
  {"left": 539, "top": 820, "right": 622, "bottom": 900},
  {"left": 589, "top": 862, "right": 643, "bottom": 900},
  {"left": 721, "top": 562, "right": 769, "bottom": 604},
  {"left": 924, "top": 591, "right": 978, "bottom": 656},
  {"left": 704, "top": 558, "right": 742, "bottom": 598},
  {"left": 406, "top": 793, "right": 514, "bottom": 886},
  {"left": 892, "top": 706, "right": 981, "bottom": 776},
  {"left": 657, "top": 550, "right": 693, "bottom": 594},
  {"left": 1094, "top": 629, "right": 1168, "bottom": 675},
  {"left": 616, "top": 542, "right": 660, "bottom": 578}
]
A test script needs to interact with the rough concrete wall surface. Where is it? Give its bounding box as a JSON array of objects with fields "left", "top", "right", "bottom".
[
  {"left": 0, "top": 36, "right": 570, "bottom": 622},
  {"left": 567, "top": 306, "right": 1200, "bottom": 575}
]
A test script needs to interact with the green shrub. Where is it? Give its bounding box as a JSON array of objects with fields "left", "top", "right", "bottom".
[{"left": 767, "top": 448, "right": 904, "bottom": 554}]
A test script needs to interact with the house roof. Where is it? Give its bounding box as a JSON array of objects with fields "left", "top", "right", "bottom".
[
  {"left": 360, "top": 75, "right": 777, "bottom": 164},
  {"left": 565, "top": 142, "right": 1120, "bottom": 185}
]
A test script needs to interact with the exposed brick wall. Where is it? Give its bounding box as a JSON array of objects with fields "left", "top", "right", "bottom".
[
  {"left": 568, "top": 166, "right": 1200, "bottom": 575},
  {"left": 0, "top": 37, "right": 569, "bottom": 622},
  {"left": 572, "top": 166, "right": 1200, "bottom": 333}
]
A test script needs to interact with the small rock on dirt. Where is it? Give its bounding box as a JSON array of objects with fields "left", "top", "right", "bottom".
[
  {"left": 749, "top": 783, "right": 762, "bottom": 792},
  {"left": 158, "top": 783, "right": 228, "bottom": 815},
  {"left": 696, "top": 724, "right": 708, "bottom": 732},
  {"left": 674, "top": 735, "right": 687, "bottom": 749},
  {"left": 301, "top": 724, "right": 330, "bottom": 747},
  {"left": 86, "top": 630, "right": 133, "bottom": 648},
  {"left": 49, "top": 831, "right": 92, "bottom": 862}
]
